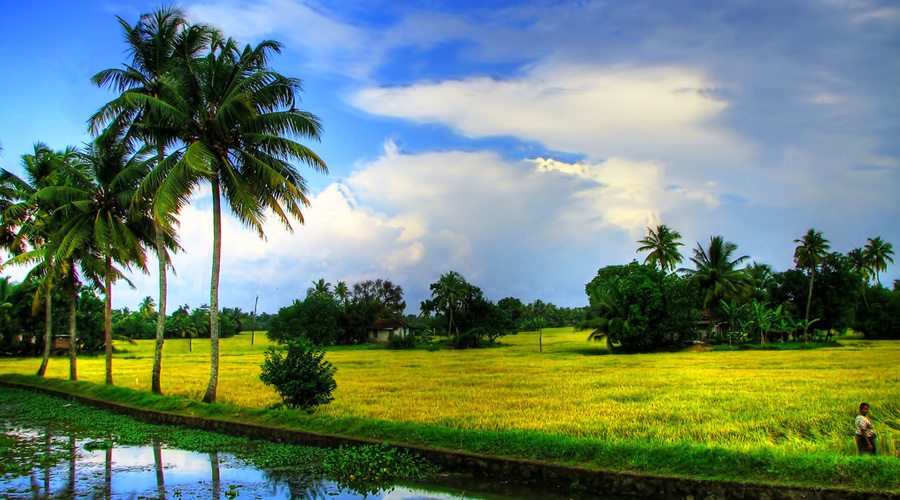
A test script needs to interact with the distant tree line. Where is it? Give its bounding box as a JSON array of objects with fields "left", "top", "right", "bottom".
[
  {"left": 580, "top": 225, "right": 898, "bottom": 352},
  {"left": 0, "top": 284, "right": 261, "bottom": 355}
]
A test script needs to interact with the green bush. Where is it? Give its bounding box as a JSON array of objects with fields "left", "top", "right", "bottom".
[
  {"left": 387, "top": 332, "right": 416, "bottom": 349},
  {"left": 259, "top": 338, "right": 337, "bottom": 411}
]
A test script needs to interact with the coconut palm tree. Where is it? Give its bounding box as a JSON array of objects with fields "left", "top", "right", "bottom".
[
  {"left": 91, "top": 6, "right": 209, "bottom": 395},
  {"left": 684, "top": 236, "right": 752, "bottom": 317},
  {"left": 793, "top": 229, "right": 830, "bottom": 342},
  {"left": 0, "top": 276, "right": 17, "bottom": 340},
  {"left": 34, "top": 135, "right": 155, "bottom": 385},
  {"left": 636, "top": 224, "right": 684, "bottom": 273},
  {"left": 334, "top": 281, "right": 350, "bottom": 307},
  {"left": 307, "top": 278, "right": 332, "bottom": 297},
  {"left": 139, "top": 296, "right": 156, "bottom": 318},
  {"left": 132, "top": 34, "right": 326, "bottom": 403},
  {"left": 864, "top": 237, "right": 894, "bottom": 287},
  {"left": 847, "top": 247, "right": 871, "bottom": 310},
  {"left": 428, "top": 271, "right": 470, "bottom": 338},
  {"left": 0, "top": 144, "right": 72, "bottom": 376}
]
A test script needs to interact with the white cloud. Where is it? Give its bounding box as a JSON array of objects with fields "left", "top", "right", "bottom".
[
  {"left": 352, "top": 61, "right": 750, "bottom": 162},
  {"left": 185, "top": 0, "right": 377, "bottom": 77},
  {"left": 112, "top": 142, "right": 726, "bottom": 312},
  {"left": 186, "top": 0, "right": 364, "bottom": 51}
]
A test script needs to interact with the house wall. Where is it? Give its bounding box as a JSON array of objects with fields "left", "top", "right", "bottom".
[{"left": 369, "top": 327, "right": 409, "bottom": 343}]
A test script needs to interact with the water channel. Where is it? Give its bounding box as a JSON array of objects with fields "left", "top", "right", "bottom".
[{"left": 1, "top": 424, "right": 637, "bottom": 500}]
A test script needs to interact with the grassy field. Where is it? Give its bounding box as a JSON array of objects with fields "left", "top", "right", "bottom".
[{"left": 1, "top": 328, "right": 898, "bottom": 489}]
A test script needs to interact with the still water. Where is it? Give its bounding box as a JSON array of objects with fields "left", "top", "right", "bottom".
[{"left": 1, "top": 429, "right": 630, "bottom": 500}]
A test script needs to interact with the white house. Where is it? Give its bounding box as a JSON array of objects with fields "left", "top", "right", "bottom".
[{"left": 367, "top": 318, "right": 410, "bottom": 343}]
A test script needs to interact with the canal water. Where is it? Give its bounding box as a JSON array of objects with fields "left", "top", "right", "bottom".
[{"left": 1, "top": 426, "right": 633, "bottom": 500}]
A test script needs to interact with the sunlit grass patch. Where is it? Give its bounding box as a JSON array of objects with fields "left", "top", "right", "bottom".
[{"left": 1, "top": 328, "right": 897, "bottom": 462}]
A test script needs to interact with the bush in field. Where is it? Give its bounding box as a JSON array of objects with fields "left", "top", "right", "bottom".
[
  {"left": 387, "top": 331, "right": 416, "bottom": 349},
  {"left": 259, "top": 338, "right": 337, "bottom": 411}
]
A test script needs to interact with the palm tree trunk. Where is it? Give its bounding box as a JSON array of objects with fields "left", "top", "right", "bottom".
[
  {"left": 37, "top": 290, "right": 51, "bottom": 377},
  {"left": 804, "top": 269, "right": 815, "bottom": 343},
  {"left": 104, "top": 258, "right": 113, "bottom": 385},
  {"left": 68, "top": 281, "right": 77, "bottom": 381},
  {"left": 152, "top": 220, "right": 167, "bottom": 394},
  {"left": 203, "top": 176, "right": 222, "bottom": 404},
  {"left": 448, "top": 306, "right": 454, "bottom": 338}
]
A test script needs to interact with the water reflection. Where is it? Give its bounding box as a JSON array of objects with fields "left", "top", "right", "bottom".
[{"left": 1, "top": 425, "right": 627, "bottom": 500}]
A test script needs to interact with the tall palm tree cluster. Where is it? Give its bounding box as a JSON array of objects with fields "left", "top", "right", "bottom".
[
  {"left": 0, "top": 7, "right": 325, "bottom": 404},
  {"left": 633, "top": 224, "right": 894, "bottom": 342}
]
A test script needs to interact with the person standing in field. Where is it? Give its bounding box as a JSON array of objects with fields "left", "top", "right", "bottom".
[{"left": 855, "top": 402, "right": 877, "bottom": 455}]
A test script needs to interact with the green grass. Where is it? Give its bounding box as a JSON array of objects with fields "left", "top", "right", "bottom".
[{"left": 0, "top": 329, "right": 898, "bottom": 492}]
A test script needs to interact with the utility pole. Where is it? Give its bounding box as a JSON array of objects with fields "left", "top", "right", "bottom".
[{"left": 251, "top": 294, "right": 259, "bottom": 345}]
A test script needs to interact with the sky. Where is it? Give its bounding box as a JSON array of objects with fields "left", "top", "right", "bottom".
[{"left": 0, "top": 0, "right": 898, "bottom": 315}]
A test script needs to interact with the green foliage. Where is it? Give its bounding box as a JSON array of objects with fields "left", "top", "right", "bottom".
[
  {"left": 268, "top": 294, "right": 343, "bottom": 346},
  {"left": 854, "top": 285, "right": 900, "bottom": 339},
  {"left": 75, "top": 286, "right": 105, "bottom": 350},
  {"left": 421, "top": 271, "right": 478, "bottom": 337},
  {"left": 113, "top": 311, "right": 156, "bottom": 339},
  {"left": 350, "top": 279, "right": 406, "bottom": 318},
  {"left": 387, "top": 331, "right": 416, "bottom": 349},
  {"left": 583, "top": 262, "right": 691, "bottom": 352},
  {"left": 0, "top": 432, "right": 73, "bottom": 477},
  {"left": 497, "top": 296, "right": 526, "bottom": 325},
  {"left": 259, "top": 338, "right": 337, "bottom": 411},
  {"left": 636, "top": 224, "right": 684, "bottom": 273},
  {"left": 686, "top": 235, "right": 752, "bottom": 316},
  {"left": 718, "top": 299, "right": 795, "bottom": 344},
  {"left": 772, "top": 253, "right": 862, "bottom": 333},
  {"left": 323, "top": 442, "right": 437, "bottom": 484},
  {"left": 341, "top": 299, "right": 379, "bottom": 345}
]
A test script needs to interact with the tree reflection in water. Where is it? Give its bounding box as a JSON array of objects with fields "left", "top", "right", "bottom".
[{"left": 1, "top": 424, "right": 624, "bottom": 500}]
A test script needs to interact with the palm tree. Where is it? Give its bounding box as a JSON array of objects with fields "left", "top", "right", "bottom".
[
  {"left": 307, "top": 278, "right": 332, "bottom": 297},
  {"left": 685, "top": 236, "right": 752, "bottom": 318},
  {"left": 0, "top": 144, "right": 71, "bottom": 376},
  {"left": 334, "top": 281, "right": 350, "bottom": 307},
  {"left": 91, "top": 6, "right": 208, "bottom": 395},
  {"left": 793, "top": 229, "right": 830, "bottom": 341},
  {"left": 222, "top": 307, "right": 244, "bottom": 333},
  {"left": 134, "top": 34, "right": 326, "bottom": 403},
  {"left": 35, "top": 136, "right": 154, "bottom": 384},
  {"left": 847, "top": 247, "right": 871, "bottom": 310},
  {"left": 582, "top": 277, "right": 631, "bottom": 352},
  {"left": 636, "top": 224, "right": 684, "bottom": 273},
  {"left": 864, "top": 237, "right": 894, "bottom": 287},
  {"left": 0, "top": 276, "right": 17, "bottom": 340},
  {"left": 746, "top": 262, "right": 775, "bottom": 301},
  {"left": 139, "top": 296, "right": 156, "bottom": 318},
  {"left": 429, "top": 271, "right": 470, "bottom": 338}
]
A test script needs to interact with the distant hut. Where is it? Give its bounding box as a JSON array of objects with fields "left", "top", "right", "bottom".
[
  {"left": 52, "top": 335, "right": 72, "bottom": 355},
  {"left": 367, "top": 318, "right": 410, "bottom": 343}
]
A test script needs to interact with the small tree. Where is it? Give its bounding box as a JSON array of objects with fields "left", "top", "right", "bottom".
[{"left": 259, "top": 338, "right": 337, "bottom": 411}]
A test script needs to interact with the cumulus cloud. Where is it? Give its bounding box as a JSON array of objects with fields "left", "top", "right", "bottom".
[{"left": 113, "top": 140, "right": 727, "bottom": 312}]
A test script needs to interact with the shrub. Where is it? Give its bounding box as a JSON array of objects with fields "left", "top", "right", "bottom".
[
  {"left": 259, "top": 338, "right": 337, "bottom": 411},
  {"left": 387, "top": 332, "right": 416, "bottom": 349}
]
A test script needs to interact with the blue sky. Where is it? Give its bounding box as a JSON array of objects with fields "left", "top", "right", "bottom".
[{"left": 1, "top": 0, "right": 898, "bottom": 315}]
